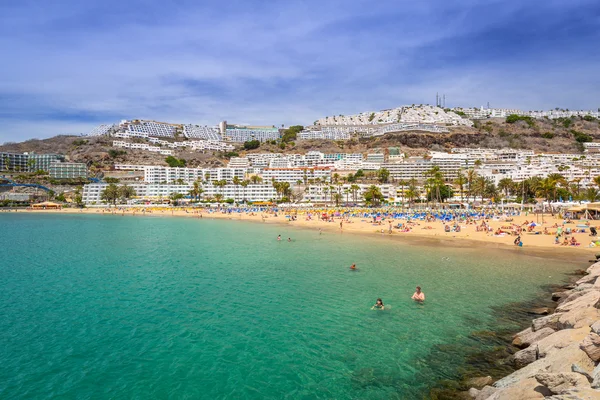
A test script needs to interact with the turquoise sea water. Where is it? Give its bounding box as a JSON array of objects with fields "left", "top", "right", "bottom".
[{"left": 0, "top": 214, "right": 578, "bottom": 399}]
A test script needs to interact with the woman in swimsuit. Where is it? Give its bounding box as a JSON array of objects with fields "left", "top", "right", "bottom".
[{"left": 372, "top": 298, "right": 385, "bottom": 310}]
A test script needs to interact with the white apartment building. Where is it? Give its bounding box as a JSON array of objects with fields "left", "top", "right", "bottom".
[
  {"left": 302, "top": 184, "right": 397, "bottom": 204},
  {"left": 82, "top": 183, "right": 192, "bottom": 204},
  {"left": 126, "top": 121, "right": 177, "bottom": 138},
  {"left": 382, "top": 158, "right": 463, "bottom": 181},
  {"left": 227, "top": 157, "right": 251, "bottom": 168},
  {"left": 113, "top": 141, "right": 174, "bottom": 155},
  {"left": 182, "top": 125, "right": 222, "bottom": 141},
  {"left": 82, "top": 183, "right": 277, "bottom": 204},
  {"left": 261, "top": 167, "right": 332, "bottom": 184},
  {"left": 142, "top": 166, "right": 246, "bottom": 184},
  {"left": 223, "top": 127, "right": 280, "bottom": 142},
  {"left": 87, "top": 124, "right": 115, "bottom": 136}
]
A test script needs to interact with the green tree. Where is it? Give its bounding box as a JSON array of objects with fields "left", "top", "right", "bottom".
[
  {"left": 165, "top": 156, "right": 186, "bottom": 168},
  {"left": 454, "top": 171, "right": 467, "bottom": 202},
  {"left": 119, "top": 185, "right": 136, "bottom": 203},
  {"left": 243, "top": 140, "right": 260, "bottom": 150},
  {"left": 350, "top": 184, "right": 360, "bottom": 204},
  {"left": 376, "top": 168, "right": 390, "bottom": 183},
  {"left": 169, "top": 192, "right": 184, "bottom": 206},
  {"left": 363, "top": 185, "right": 384, "bottom": 206},
  {"left": 100, "top": 183, "right": 120, "bottom": 207}
]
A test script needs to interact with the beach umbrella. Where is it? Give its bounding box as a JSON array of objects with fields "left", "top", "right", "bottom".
[{"left": 529, "top": 222, "right": 537, "bottom": 227}]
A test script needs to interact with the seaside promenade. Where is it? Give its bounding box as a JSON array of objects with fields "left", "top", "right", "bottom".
[{"left": 16, "top": 206, "right": 600, "bottom": 252}]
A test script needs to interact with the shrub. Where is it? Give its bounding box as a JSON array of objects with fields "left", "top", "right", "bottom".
[
  {"left": 108, "top": 149, "right": 127, "bottom": 158},
  {"left": 243, "top": 140, "right": 260, "bottom": 150},
  {"left": 506, "top": 114, "right": 535, "bottom": 127},
  {"left": 583, "top": 115, "right": 597, "bottom": 122},
  {"left": 165, "top": 156, "right": 186, "bottom": 168},
  {"left": 223, "top": 152, "right": 239, "bottom": 159},
  {"left": 571, "top": 130, "right": 592, "bottom": 143},
  {"left": 541, "top": 132, "right": 554, "bottom": 139}
]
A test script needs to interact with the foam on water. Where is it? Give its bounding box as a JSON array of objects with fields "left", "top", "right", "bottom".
[{"left": 0, "top": 214, "right": 578, "bottom": 399}]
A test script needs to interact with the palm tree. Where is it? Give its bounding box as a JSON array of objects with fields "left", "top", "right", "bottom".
[
  {"left": 586, "top": 188, "right": 599, "bottom": 202},
  {"left": 363, "top": 185, "right": 383, "bottom": 206},
  {"left": 454, "top": 172, "right": 467, "bottom": 202},
  {"left": 498, "top": 178, "right": 514, "bottom": 198},
  {"left": 350, "top": 184, "right": 360, "bottom": 205},
  {"left": 240, "top": 180, "right": 249, "bottom": 203},
  {"left": 343, "top": 188, "right": 350, "bottom": 205},
  {"left": 100, "top": 183, "right": 120, "bottom": 207},
  {"left": 119, "top": 185, "right": 136, "bottom": 203},
  {"left": 473, "top": 176, "right": 487, "bottom": 202},
  {"left": 232, "top": 176, "right": 241, "bottom": 203},
  {"left": 466, "top": 169, "right": 478, "bottom": 201},
  {"left": 250, "top": 175, "right": 262, "bottom": 184}
]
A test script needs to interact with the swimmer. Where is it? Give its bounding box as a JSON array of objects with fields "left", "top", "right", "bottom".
[
  {"left": 372, "top": 298, "right": 385, "bottom": 310},
  {"left": 288, "top": 237, "right": 291, "bottom": 242},
  {"left": 350, "top": 263, "right": 356, "bottom": 270},
  {"left": 411, "top": 286, "right": 425, "bottom": 302},
  {"left": 277, "top": 235, "right": 281, "bottom": 241}
]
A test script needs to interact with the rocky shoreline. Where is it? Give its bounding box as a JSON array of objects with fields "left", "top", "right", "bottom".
[{"left": 462, "top": 262, "right": 600, "bottom": 399}]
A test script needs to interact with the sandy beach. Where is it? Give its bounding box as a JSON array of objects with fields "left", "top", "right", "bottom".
[{"left": 10, "top": 206, "right": 600, "bottom": 254}]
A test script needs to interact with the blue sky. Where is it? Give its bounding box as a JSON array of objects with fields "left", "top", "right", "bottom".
[{"left": 1, "top": 0, "right": 599, "bottom": 142}]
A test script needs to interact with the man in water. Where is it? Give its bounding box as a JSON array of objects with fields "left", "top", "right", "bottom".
[
  {"left": 287, "top": 237, "right": 291, "bottom": 242},
  {"left": 277, "top": 235, "right": 281, "bottom": 241},
  {"left": 411, "top": 286, "right": 425, "bottom": 302},
  {"left": 350, "top": 263, "right": 356, "bottom": 270}
]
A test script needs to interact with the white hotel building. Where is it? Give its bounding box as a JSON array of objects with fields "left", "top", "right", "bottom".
[
  {"left": 82, "top": 183, "right": 277, "bottom": 204},
  {"left": 261, "top": 167, "right": 332, "bottom": 184}
]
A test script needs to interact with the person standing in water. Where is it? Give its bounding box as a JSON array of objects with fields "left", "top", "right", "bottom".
[
  {"left": 411, "top": 286, "right": 425, "bottom": 302},
  {"left": 277, "top": 235, "right": 281, "bottom": 241}
]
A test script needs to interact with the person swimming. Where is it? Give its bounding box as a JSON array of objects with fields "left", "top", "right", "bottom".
[
  {"left": 288, "top": 237, "right": 291, "bottom": 242},
  {"left": 350, "top": 263, "right": 356, "bottom": 270},
  {"left": 372, "top": 298, "right": 385, "bottom": 310},
  {"left": 277, "top": 235, "right": 281, "bottom": 241},
  {"left": 411, "top": 286, "right": 425, "bottom": 302}
]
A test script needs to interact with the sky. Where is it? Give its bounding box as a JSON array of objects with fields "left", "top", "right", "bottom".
[{"left": 1, "top": 0, "right": 599, "bottom": 143}]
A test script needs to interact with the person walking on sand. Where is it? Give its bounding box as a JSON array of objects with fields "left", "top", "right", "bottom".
[{"left": 411, "top": 286, "right": 425, "bottom": 302}]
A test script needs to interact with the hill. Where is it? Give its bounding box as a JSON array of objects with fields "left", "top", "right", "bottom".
[{"left": 2, "top": 116, "right": 600, "bottom": 168}]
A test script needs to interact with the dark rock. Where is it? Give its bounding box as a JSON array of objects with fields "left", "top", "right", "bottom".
[
  {"left": 512, "top": 327, "right": 556, "bottom": 348},
  {"left": 513, "top": 345, "right": 538, "bottom": 368},
  {"left": 530, "top": 307, "right": 550, "bottom": 315},
  {"left": 465, "top": 376, "right": 493, "bottom": 389}
]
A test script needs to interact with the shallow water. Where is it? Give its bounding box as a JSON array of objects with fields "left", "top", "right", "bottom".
[{"left": 0, "top": 214, "right": 579, "bottom": 399}]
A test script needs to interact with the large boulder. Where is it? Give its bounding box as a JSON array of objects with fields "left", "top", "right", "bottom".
[
  {"left": 557, "top": 289, "right": 593, "bottom": 307},
  {"left": 591, "top": 320, "right": 600, "bottom": 335},
  {"left": 488, "top": 377, "right": 550, "bottom": 399},
  {"left": 472, "top": 385, "right": 497, "bottom": 400},
  {"left": 579, "top": 332, "right": 600, "bottom": 362},
  {"left": 466, "top": 376, "right": 494, "bottom": 389},
  {"left": 536, "top": 327, "right": 590, "bottom": 358},
  {"left": 555, "top": 290, "right": 600, "bottom": 313},
  {"left": 512, "top": 327, "right": 556, "bottom": 348},
  {"left": 576, "top": 274, "right": 600, "bottom": 285},
  {"left": 553, "top": 291, "right": 570, "bottom": 302},
  {"left": 513, "top": 345, "right": 538, "bottom": 368},
  {"left": 591, "top": 363, "right": 600, "bottom": 389},
  {"left": 586, "top": 262, "right": 600, "bottom": 275},
  {"left": 558, "top": 307, "right": 600, "bottom": 329},
  {"left": 494, "top": 343, "right": 595, "bottom": 389},
  {"left": 535, "top": 372, "right": 590, "bottom": 394},
  {"left": 545, "top": 387, "right": 600, "bottom": 399},
  {"left": 532, "top": 313, "right": 563, "bottom": 332}
]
